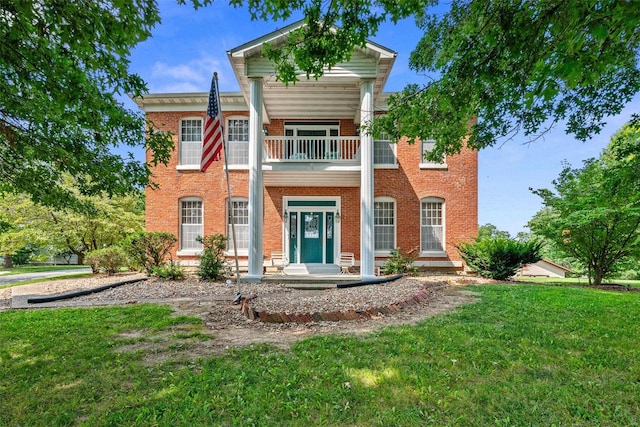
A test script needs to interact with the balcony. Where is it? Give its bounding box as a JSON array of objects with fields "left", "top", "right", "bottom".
[{"left": 263, "top": 136, "right": 361, "bottom": 163}]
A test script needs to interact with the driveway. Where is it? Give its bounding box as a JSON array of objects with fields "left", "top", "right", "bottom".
[{"left": 0, "top": 268, "right": 92, "bottom": 286}]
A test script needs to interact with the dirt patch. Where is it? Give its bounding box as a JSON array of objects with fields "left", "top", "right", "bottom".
[{"left": 145, "top": 284, "right": 479, "bottom": 363}]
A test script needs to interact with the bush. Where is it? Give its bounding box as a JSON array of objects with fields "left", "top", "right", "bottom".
[
  {"left": 196, "top": 234, "right": 227, "bottom": 281},
  {"left": 458, "top": 237, "right": 542, "bottom": 280},
  {"left": 85, "top": 246, "right": 127, "bottom": 275},
  {"left": 12, "top": 247, "right": 35, "bottom": 266},
  {"left": 381, "top": 247, "right": 419, "bottom": 275},
  {"left": 123, "top": 232, "right": 177, "bottom": 274},
  {"left": 152, "top": 261, "right": 185, "bottom": 280}
]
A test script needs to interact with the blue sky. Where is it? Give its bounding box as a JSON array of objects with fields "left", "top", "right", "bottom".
[{"left": 123, "top": 1, "right": 640, "bottom": 236}]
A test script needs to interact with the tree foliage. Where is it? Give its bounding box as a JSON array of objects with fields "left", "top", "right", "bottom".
[
  {"left": 1, "top": 0, "right": 173, "bottom": 208},
  {"left": 231, "top": 0, "right": 640, "bottom": 159},
  {"left": 530, "top": 121, "right": 640, "bottom": 286},
  {"left": 0, "top": 185, "right": 144, "bottom": 265}
]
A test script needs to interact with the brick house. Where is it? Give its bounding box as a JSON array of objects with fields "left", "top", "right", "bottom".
[{"left": 135, "top": 22, "right": 478, "bottom": 280}]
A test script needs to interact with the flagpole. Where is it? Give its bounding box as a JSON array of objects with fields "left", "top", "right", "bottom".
[{"left": 214, "top": 72, "right": 241, "bottom": 285}]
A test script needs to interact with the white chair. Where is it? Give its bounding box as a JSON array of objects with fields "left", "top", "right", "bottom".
[{"left": 338, "top": 252, "right": 355, "bottom": 274}]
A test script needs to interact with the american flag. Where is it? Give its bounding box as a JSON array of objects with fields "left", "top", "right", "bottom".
[{"left": 200, "top": 73, "right": 223, "bottom": 171}]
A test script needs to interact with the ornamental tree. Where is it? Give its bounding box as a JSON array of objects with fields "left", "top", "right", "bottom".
[
  {"left": 229, "top": 0, "right": 640, "bottom": 160},
  {"left": 1, "top": 0, "right": 173, "bottom": 208},
  {"left": 529, "top": 122, "right": 640, "bottom": 286}
]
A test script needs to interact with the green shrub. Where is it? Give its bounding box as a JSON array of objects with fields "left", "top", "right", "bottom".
[
  {"left": 85, "top": 246, "right": 127, "bottom": 275},
  {"left": 12, "top": 247, "right": 35, "bottom": 266},
  {"left": 381, "top": 247, "right": 419, "bottom": 275},
  {"left": 122, "top": 232, "right": 177, "bottom": 274},
  {"left": 152, "top": 261, "right": 185, "bottom": 280},
  {"left": 458, "top": 237, "right": 542, "bottom": 280},
  {"left": 196, "top": 234, "right": 227, "bottom": 281}
]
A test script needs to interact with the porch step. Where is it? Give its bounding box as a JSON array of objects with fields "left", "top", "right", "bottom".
[{"left": 282, "top": 263, "right": 341, "bottom": 275}]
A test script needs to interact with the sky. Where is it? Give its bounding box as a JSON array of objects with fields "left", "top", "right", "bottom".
[{"left": 123, "top": 1, "right": 640, "bottom": 237}]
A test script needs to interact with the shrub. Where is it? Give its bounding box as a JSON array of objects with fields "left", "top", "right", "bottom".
[
  {"left": 196, "top": 234, "right": 227, "bottom": 281},
  {"left": 381, "top": 247, "right": 419, "bottom": 275},
  {"left": 458, "top": 237, "right": 542, "bottom": 281},
  {"left": 85, "top": 246, "right": 127, "bottom": 275},
  {"left": 152, "top": 261, "right": 185, "bottom": 280},
  {"left": 123, "top": 232, "right": 177, "bottom": 275},
  {"left": 12, "top": 247, "right": 35, "bottom": 266}
]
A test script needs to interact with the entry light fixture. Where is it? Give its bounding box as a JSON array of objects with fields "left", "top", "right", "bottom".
[
  {"left": 335, "top": 209, "right": 341, "bottom": 223},
  {"left": 283, "top": 209, "right": 288, "bottom": 221}
]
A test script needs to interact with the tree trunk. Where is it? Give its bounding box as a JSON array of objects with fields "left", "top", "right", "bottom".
[{"left": 3, "top": 253, "right": 13, "bottom": 269}]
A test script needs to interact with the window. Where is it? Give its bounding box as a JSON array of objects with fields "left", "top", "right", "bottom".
[
  {"left": 374, "top": 135, "right": 397, "bottom": 166},
  {"left": 420, "top": 139, "right": 446, "bottom": 169},
  {"left": 227, "top": 118, "right": 249, "bottom": 165},
  {"left": 180, "top": 198, "right": 203, "bottom": 251},
  {"left": 179, "top": 118, "right": 203, "bottom": 166},
  {"left": 421, "top": 197, "right": 445, "bottom": 253},
  {"left": 227, "top": 198, "right": 249, "bottom": 252},
  {"left": 374, "top": 198, "right": 396, "bottom": 252}
]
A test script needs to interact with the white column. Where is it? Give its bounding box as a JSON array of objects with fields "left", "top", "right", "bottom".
[
  {"left": 360, "top": 79, "right": 375, "bottom": 279},
  {"left": 246, "top": 77, "right": 264, "bottom": 281}
]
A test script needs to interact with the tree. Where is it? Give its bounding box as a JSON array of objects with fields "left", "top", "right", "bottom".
[
  {"left": 477, "top": 223, "right": 511, "bottom": 241},
  {"left": 232, "top": 0, "right": 640, "bottom": 160},
  {"left": 1, "top": 0, "right": 173, "bottom": 208},
  {"left": 530, "top": 122, "right": 640, "bottom": 286},
  {"left": 0, "top": 188, "right": 145, "bottom": 265}
]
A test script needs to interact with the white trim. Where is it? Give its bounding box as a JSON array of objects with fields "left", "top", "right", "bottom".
[
  {"left": 283, "top": 196, "right": 341, "bottom": 265},
  {"left": 420, "top": 139, "right": 447, "bottom": 169},
  {"left": 177, "top": 250, "right": 202, "bottom": 257},
  {"left": 420, "top": 251, "right": 448, "bottom": 258},
  {"left": 176, "top": 165, "right": 201, "bottom": 171},
  {"left": 178, "top": 117, "right": 203, "bottom": 167},
  {"left": 374, "top": 196, "right": 396, "bottom": 254},
  {"left": 420, "top": 197, "right": 446, "bottom": 254},
  {"left": 179, "top": 197, "right": 204, "bottom": 252},
  {"left": 419, "top": 163, "right": 448, "bottom": 170}
]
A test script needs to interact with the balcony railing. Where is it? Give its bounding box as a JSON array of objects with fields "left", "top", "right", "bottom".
[{"left": 263, "top": 136, "right": 361, "bottom": 162}]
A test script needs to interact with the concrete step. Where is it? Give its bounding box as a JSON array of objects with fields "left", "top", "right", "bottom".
[{"left": 283, "top": 263, "right": 341, "bottom": 275}]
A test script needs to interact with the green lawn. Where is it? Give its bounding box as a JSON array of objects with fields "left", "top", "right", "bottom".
[
  {"left": 0, "top": 265, "right": 88, "bottom": 275},
  {"left": 1, "top": 285, "right": 639, "bottom": 426},
  {"left": 516, "top": 276, "right": 640, "bottom": 288}
]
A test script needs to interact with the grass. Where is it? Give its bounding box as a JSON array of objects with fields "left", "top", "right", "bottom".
[
  {"left": 516, "top": 276, "right": 640, "bottom": 288},
  {"left": 0, "top": 265, "right": 88, "bottom": 275},
  {"left": 1, "top": 285, "right": 640, "bottom": 426}
]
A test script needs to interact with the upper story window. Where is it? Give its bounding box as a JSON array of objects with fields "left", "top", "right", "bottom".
[
  {"left": 179, "top": 118, "right": 203, "bottom": 168},
  {"left": 179, "top": 197, "right": 203, "bottom": 253},
  {"left": 420, "top": 139, "right": 447, "bottom": 169},
  {"left": 374, "top": 134, "right": 397, "bottom": 167},
  {"left": 374, "top": 197, "right": 396, "bottom": 253},
  {"left": 421, "top": 197, "right": 445, "bottom": 255},
  {"left": 227, "top": 198, "right": 249, "bottom": 253},
  {"left": 227, "top": 118, "right": 249, "bottom": 166}
]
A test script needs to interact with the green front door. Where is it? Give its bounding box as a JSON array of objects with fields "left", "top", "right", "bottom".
[{"left": 300, "top": 212, "right": 323, "bottom": 263}]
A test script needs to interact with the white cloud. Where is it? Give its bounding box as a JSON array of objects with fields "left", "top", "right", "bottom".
[{"left": 148, "top": 54, "right": 234, "bottom": 93}]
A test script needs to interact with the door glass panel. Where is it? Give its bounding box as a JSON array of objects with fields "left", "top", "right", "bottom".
[{"left": 304, "top": 214, "right": 319, "bottom": 239}]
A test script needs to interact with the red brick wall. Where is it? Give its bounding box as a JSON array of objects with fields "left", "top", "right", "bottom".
[{"left": 145, "top": 111, "right": 477, "bottom": 264}]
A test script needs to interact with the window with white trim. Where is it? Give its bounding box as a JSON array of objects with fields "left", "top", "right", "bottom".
[
  {"left": 227, "top": 198, "right": 249, "bottom": 251},
  {"left": 227, "top": 118, "right": 249, "bottom": 165},
  {"left": 420, "top": 139, "right": 446, "bottom": 168},
  {"left": 374, "top": 198, "right": 396, "bottom": 251},
  {"left": 180, "top": 198, "right": 203, "bottom": 251},
  {"left": 179, "top": 118, "right": 203, "bottom": 166},
  {"left": 421, "top": 197, "right": 445, "bottom": 252},
  {"left": 374, "top": 135, "right": 397, "bottom": 166}
]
